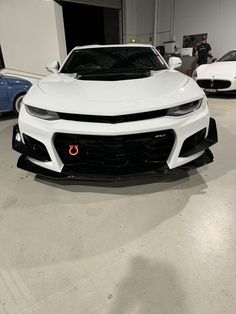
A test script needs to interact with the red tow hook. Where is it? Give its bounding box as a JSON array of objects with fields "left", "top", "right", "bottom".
[{"left": 69, "top": 145, "right": 79, "bottom": 156}]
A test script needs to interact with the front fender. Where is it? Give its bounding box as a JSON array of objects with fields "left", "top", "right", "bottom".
[
  {"left": 8, "top": 85, "right": 31, "bottom": 109},
  {"left": 196, "top": 64, "right": 209, "bottom": 76}
]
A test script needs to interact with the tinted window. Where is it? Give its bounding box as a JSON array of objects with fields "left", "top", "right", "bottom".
[
  {"left": 61, "top": 47, "right": 167, "bottom": 74},
  {"left": 218, "top": 50, "right": 236, "bottom": 62}
]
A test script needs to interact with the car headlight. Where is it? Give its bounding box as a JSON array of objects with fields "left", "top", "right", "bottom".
[
  {"left": 192, "top": 69, "right": 198, "bottom": 80},
  {"left": 25, "top": 105, "right": 59, "bottom": 120},
  {"left": 167, "top": 99, "right": 203, "bottom": 116}
]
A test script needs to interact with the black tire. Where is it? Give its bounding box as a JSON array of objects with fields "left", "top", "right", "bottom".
[{"left": 13, "top": 94, "right": 25, "bottom": 115}]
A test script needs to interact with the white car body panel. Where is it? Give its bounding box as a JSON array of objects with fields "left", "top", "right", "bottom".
[
  {"left": 197, "top": 61, "right": 236, "bottom": 77},
  {"left": 19, "top": 100, "right": 209, "bottom": 172},
  {"left": 24, "top": 71, "right": 203, "bottom": 115}
]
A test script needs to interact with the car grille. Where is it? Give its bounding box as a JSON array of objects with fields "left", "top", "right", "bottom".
[
  {"left": 54, "top": 131, "right": 175, "bottom": 174},
  {"left": 197, "top": 79, "right": 231, "bottom": 89},
  {"left": 57, "top": 109, "right": 167, "bottom": 124}
]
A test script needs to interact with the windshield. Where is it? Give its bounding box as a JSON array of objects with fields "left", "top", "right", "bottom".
[
  {"left": 61, "top": 47, "right": 167, "bottom": 74},
  {"left": 218, "top": 50, "right": 236, "bottom": 62}
]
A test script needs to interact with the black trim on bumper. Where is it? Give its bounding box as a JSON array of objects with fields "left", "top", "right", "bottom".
[
  {"left": 57, "top": 109, "right": 168, "bottom": 124},
  {"left": 17, "top": 149, "right": 214, "bottom": 182},
  {"left": 179, "top": 118, "right": 218, "bottom": 157},
  {"left": 12, "top": 124, "right": 51, "bottom": 162}
]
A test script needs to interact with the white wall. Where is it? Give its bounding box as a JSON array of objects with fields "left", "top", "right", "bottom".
[
  {"left": 123, "top": 0, "right": 155, "bottom": 44},
  {"left": 157, "top": 0, "right": 236, "bottom": 58},
  {"left": 54, "top": 1, "right": 67, "bottom": 63},
  {"left": 156, "top": 0, "right": 173, "bottom": 45},
  {"left": 0, "top": 0, "right": 67, "bottom": 75}
]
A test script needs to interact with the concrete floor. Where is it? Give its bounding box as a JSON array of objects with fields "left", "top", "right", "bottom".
[{"left": 0, "top": 96, "right": 236, "bottom": 314}]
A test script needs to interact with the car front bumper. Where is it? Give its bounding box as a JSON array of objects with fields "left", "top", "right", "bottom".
[
  {"left": 196, "top": 77, "right": 236, "bottom": 92},
  {"left": 16, "top": 148, "right": 215, "bottom": 182},
  {"left": 13, "top": 101, "right": 218, "bottom": 180}
]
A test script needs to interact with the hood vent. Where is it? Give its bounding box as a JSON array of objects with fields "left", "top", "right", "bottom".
[{"left": 77, "top": 71, "right": 151, "bottom": 81}]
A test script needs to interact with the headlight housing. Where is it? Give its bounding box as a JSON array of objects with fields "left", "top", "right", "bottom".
[
  {"left": 167, "top": 99, "right": 203, "bottom": 116},
  {"left": 25, "top": 105, "right": 59, "bottom": 120}
]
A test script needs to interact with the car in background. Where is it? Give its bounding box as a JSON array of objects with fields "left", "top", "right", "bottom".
[
  {"left": 0, "top": 74, "right": 31, "bottom": 115},
  {"left": 193, "top": 49, "right": 236, "bottom": 93},
  {"left": 13, "top": 44, "right": 217, "bottom": 180}
]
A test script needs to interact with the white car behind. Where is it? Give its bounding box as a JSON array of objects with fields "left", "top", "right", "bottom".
[{"left": 194, "top": 49, "right": 236, "bottom": 93}]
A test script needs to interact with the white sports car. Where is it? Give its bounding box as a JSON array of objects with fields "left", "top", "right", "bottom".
[
  {"left": 13, "top": 44, "right": 217, "bottom": 180},
  {"left": 194, "top": 49, "right": 236, "bottom": 93}
]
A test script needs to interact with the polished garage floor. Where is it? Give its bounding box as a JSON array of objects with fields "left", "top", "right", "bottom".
[{"left": 0, "top": 97, "right": 236, "bottom": 314}]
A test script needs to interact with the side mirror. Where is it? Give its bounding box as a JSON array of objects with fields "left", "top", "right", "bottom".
[
  {"left": 46, "top": 61, "right": 60, "bottom": 73},
  {"left": 168, "top": 57, "right": 182, "bottom": 69}
]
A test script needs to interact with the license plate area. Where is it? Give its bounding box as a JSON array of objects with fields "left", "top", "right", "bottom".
[{"left": 204, "top": 88, "right": 217, "bottom": 93}]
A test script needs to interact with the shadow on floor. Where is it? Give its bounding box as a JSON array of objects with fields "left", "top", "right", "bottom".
[
  {"left": 108, "top": 256, "right": 185, "bottom": 314},
  {"left": 35, "top": 169, "right": 196, "bottom": 194},
  {"left": 0, "top": 168, "right": 207, "bottom": 267}
]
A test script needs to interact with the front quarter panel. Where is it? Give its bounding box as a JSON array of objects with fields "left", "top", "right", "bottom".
[{"left": 196, "top": 64, "right": 210, "bottom": 76}]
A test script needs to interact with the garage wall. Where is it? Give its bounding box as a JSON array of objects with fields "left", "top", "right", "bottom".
[
  {"left": 157, "top": 0, "right": 236, "bottom": 58},
  {"left": 155, "top": 0, "right": 174, "bottom": 45},
  {"left": 0, "top": 0, "right": 67, "bottom": 75},
  {"left": 123, "top": 0, "right": 155, "bottom": 44},
  {"left": 54, "top": 1, "right": 68, "bottom": 63}
]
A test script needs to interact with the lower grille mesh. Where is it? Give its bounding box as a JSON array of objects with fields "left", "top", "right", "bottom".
[
  {"left": 197, "top": 79, "right": 231, "bottom": 89},
  {"left": 54, "top": 131, "right": 175, "bottom": 174}
]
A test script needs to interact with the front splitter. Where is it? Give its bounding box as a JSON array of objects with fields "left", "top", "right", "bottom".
[{"left": 17, "top": 149, "right": 214, "bottom": 182}]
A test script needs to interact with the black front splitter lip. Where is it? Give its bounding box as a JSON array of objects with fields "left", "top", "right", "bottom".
[{"left": 17, "top": 149, "right": 214, "bottom": 182}]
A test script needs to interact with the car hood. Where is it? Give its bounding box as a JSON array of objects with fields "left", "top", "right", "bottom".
[
  {"left": 24, "top": 70, "right": 204, "bottom": 115},
  {"left": 197, "top": 61, "right": 236, "bottom": 78}
]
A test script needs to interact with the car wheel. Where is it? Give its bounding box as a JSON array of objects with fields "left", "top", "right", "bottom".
[{"left": 13, "top": 94, "right": 25, "bottom": 115}]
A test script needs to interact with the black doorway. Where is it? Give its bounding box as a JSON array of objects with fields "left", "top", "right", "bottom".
[
  {"left": 62, "top": 2, "right": 120, "bottom": 53},
  {"left": 0, "top": 45, "right": 5, "bottom": 69}
]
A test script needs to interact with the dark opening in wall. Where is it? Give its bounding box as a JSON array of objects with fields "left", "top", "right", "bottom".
[
  {"left": 62, "top": 2, "right": 120, "bottom": 53},
  {"left": 0, "top": 45, "right": 5, "bottom": 69}
]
